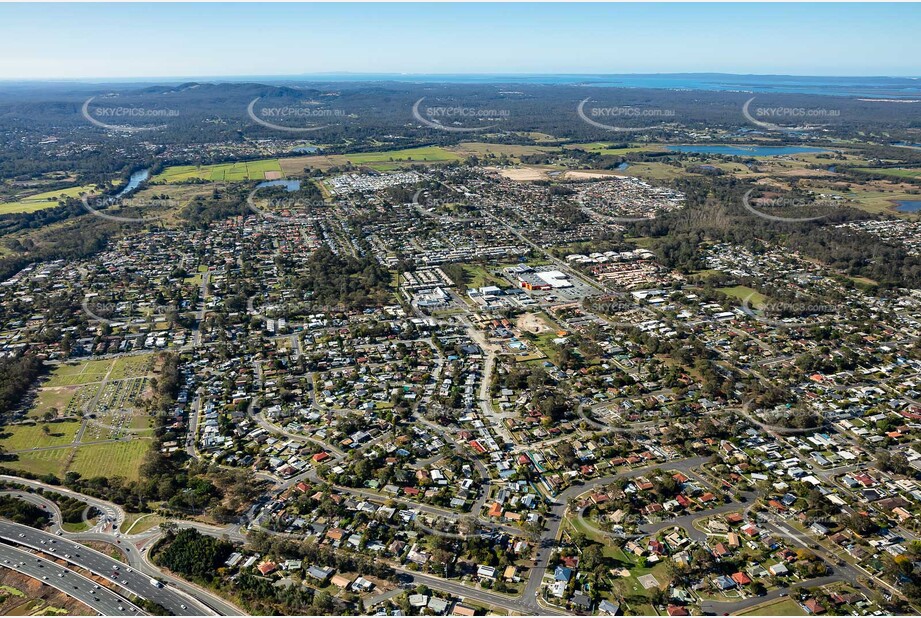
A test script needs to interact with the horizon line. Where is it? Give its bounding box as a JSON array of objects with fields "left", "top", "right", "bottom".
[{"left": 2, "top": 71, "right": 919, "bottom": 83}]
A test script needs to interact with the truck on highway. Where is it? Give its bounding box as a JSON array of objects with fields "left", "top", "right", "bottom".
[{"left": 150, "top": 578, "right": 164, "bottom": 588}]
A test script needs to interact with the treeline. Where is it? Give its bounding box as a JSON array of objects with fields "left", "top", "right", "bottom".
[
  {"left": 4, "top": 81, "right": 921, "bottom": 153},
  {"left": 0, "top": 494, "right": 51, "bottom": 528},
  {"left": 0, "top": 353, "right": 45, "bottom": 416},
  {"left": 631, "top": 175, "right": 921, "bottom": 290},
  {"left": 0, "top": 207, "right": 120, "bottom": 283},
  {"left": 292, "top": 246, "right": 392, "bottom": 309},
  {"left": 248, "top": 530, "right": 395, "bottom": 581},
  {"left": 153, "top": 528, "right": 354, "bottom": 615},
  {"left": 180, "top": 186, "right": 251, "bottom": 228},
  {"left": 153, "top": 352, "right": 181, "bottom": 407},
  {"left": 153, "top": 528, "right": 234, "bottom": 581}
]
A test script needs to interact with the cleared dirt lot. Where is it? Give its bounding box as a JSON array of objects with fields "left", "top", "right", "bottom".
[{"left": 517, "top": 312, "right": 554, "bottom": 334}]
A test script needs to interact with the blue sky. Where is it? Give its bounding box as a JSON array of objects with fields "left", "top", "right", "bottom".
[{"left": 0, "top": 3, "right": 918, "bottom": 79}]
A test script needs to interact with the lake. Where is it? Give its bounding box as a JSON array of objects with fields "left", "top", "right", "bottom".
[
  {"left": 256, "top": 179, "right": 301, "bottom": 192},
  {"left": 667, "top": 145, "right": 827, "bottom": 157},
  {"left": 895, "top": 200, "right": 921, "bottom": 213},
  {"left": 116, "top": 169, "right": 150, "bottom": 198}
]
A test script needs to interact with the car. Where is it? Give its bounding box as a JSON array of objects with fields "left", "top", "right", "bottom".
[
  {"left": 93, "top": 585, "right": 99, "bottom": 590},
  {"left": 64, "top": 554, "right": 70, "bottom": 558},
  {"left": 17, "top": 534, "right": 24, "bottom": 538},
  {"left": 113, "top": 566, "right": 119, "bottom": 570},
  {"left": 180, "top": 604, "right": 187, "bottom": 610},
  {"left": 121, "top": 580, "right": 128, "bottom": 585},
  {"left": 56, "top": 531, "right": 62, "bottom": 536},
  {"left": 42, "top": 576, "right": 48, "bottom": 580},
  {"left": 40, "top": 540, "right": 46, "bottom": 545},
  {"left": 58, "top": 573, "right": 64, "bottom": 577}
]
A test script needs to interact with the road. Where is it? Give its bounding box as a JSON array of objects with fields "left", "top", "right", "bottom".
[
  {"left": 699, "top": 575, "right": 842, "bottom": 615},
  {"left": 0, "top": 520, "right": 211, "bottom": 616},
  {"left": 0, "top": 542, "right": 144, "bottom": 616},
  {"left": 521, "top": 455, "right": 714, "bottom": 603},
  {"left": 391, "top": 566, "right": 565, "bottom": 616},
  {"left": 71, "top": 530, "right": 246, "bottom": 616},
  {"left": 0, "top": 475, "right": 124, "bottom": 530}
]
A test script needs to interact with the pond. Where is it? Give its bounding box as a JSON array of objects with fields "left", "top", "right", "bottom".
[{"left": 255, "top": 179, "right": 301, "bottom": 192}]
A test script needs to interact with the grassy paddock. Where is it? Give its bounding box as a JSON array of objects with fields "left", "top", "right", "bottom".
[{"left": 0, "top": 185, "right": 99, "bottom": 214}]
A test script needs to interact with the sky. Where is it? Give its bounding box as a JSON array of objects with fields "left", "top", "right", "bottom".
[{"left": 0, "top": 3, "right": 918, "bottom": 80}]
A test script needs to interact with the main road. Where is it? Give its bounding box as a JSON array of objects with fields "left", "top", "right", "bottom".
[
  {"left": 0, "top": 520, "right": 212, "bottom": 616},
  {"left": 0, "top": 542, "right": 144, "bottom": 616}
]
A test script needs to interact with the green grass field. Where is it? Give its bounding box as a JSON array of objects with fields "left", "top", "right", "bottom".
[
  {"left": 44, "top": 359, "right": 112, "bottom": 387},
  {"left": 0, "top": 185, "right": 99, "bottom": 214},
  {"left": 718, "top": 285, "right": 768, "bottom": 309},
  {"left": 564, "top": 142, "right": 663, "bottom": 156},
  {"left": 0, "top": 421, "right": 81, "bottom": 451},
  {"left": 281, "top": 145, "right": 463, "bottom": 174},
  {"left": 6, "top": 448, "right": 71, "bottom": 477},
  {"left": 738, "top": 597, "right": 806, "bottom": 616},
  {"left": 854, "top": 167, "right": 921, "bottom": 179},
  {"left": 2, "top": 439, "right": 150, "bottom": 483},
  {"left": 67, "top": 439, "right": 151, "bottom": 482},
  {"left": 154, "top": 159, "right": 284, "bottom": 183},
  {"left": 108, "top": 354, "right": 153, "bottom": 380},
  {"left": 459, "top": 264, "right": 510, "bottom": 289},
  {"left": 158, "top": 147, "right": 464, "bottom": 182},
  {"left": 122, "top": 513, "right": 164, "bottom": 535},
  {"left": 329, "top": 145, "right": 463, "bottom": 171}
]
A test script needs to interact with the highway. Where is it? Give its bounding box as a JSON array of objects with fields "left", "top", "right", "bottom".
[
  {"left": 0, "top": 542, "right": 144, "bottom": 616},
  {"left": 0, "top": 520, "right": 210, "bottom": 616}
]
